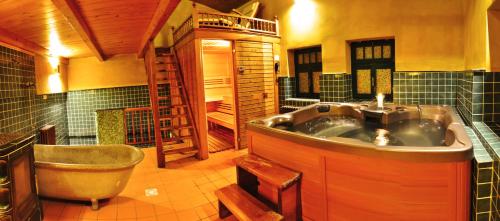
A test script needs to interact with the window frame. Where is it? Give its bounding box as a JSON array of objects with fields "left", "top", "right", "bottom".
[
  {"left": 351, "top": 39, "right": 395, "bottom": 100},
  {"left": 294, "top": 46, "right": 322, "bottom": 99}
]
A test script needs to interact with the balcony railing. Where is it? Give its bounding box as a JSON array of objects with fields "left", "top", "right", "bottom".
[{"left": 173, "top": 9, "right": 279, "bottom": 42}]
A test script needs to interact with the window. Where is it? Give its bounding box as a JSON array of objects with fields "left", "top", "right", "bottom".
[
  {"left": 351, "top": 39, "right": 395, "bottom": 100},
  {"left": 294, "top": 47, "right": 322, "bottom": 98}
]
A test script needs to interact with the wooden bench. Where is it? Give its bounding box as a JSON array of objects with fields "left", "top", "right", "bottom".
[
  {"left": 207, "top": 98, "right": 234, "bottom": 130},
  {"left": 216, "top": 154, "right": 302, "bottom": 221},
  {"left": 216, "top": 184, "right": 284, "bottom": 221}
]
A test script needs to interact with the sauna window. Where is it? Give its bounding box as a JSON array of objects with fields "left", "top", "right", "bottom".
[
  {"left": 351, "top": 39, "right": 395, "bottom": 100},
  {"left": 294, "top": 46, "right": 322, "bottom": 98}
]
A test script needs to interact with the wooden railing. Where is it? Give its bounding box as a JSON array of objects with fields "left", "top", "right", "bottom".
[
  {"left": 124, "top": 107, "right": 154, "bottom": 145},
  {"left": 173, "top": 9, "right": 279, "bottom": 42}
]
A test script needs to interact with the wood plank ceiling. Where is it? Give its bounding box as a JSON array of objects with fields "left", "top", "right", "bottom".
[{"left": 0, "top": 0, "right": 179, "bottom": 59}]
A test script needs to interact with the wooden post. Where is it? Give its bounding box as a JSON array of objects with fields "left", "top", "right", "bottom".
[
  {"left": 144, "top": 41, "right": 165, "bottom": 168},
  {"left": 171, "top": 26, "right": 176, "bottom": 47},
  {"left": 274, "top": 16, "right": 280, "bottom": 36},
  {"left": 192, "top": 3, "right": 199, "bottom": 29}
]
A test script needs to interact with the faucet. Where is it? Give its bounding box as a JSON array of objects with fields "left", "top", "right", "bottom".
[{"left": 376, "top": 93, "right": 385, "bottom": 110}]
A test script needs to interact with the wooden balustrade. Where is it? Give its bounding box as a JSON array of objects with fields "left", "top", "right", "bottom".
[
  {"left": 173, "top": 9, "right": 279, "bottom": 42},
  {"left": 124, "top": 107, "right": 154, "bottom": 145}
]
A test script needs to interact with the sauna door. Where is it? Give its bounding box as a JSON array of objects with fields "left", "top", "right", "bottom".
[
  {"left": 351, "top": 40, "right": 395, "bottom": 100},
  {"left": 234, "top": 41, "right": 276, "bottom": 149}
]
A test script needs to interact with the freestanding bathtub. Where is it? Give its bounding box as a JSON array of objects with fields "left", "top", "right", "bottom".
[
  {"left": 247, "top": 103, "right": 472, "bottom": 221},
  {"left": 34, "top": 144, "right": 144, "bottom": 210}
]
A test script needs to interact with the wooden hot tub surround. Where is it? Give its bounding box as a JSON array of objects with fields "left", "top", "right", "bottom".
[{"left": 247, "top": 103, "right": 472, "bottom": 221}]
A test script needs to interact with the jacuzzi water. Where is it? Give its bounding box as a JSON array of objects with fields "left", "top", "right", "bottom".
[{"left": 276, "top": 116, "right": 446, "bottom": 146}]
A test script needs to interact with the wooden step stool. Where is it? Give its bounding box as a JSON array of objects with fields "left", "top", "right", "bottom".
[{"left": 215, "top": 154, "right": 302, "bottom": 221}]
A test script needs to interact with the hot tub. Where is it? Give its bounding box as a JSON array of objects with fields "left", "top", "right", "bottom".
[
  {"left": 247, "top": 103, "right": 472, "bottom": 221},
  {"left": 34, "top": 144, "right": 144, "bottom": 210}
]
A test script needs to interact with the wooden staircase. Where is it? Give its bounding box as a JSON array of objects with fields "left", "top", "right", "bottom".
[{"left": 144, "top": 42, "right": 200, "bottom": 168}]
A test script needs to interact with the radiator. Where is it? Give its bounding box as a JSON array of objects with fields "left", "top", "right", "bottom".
[{"left": 39, "top": 125, "right": 56, "bottom": 145}]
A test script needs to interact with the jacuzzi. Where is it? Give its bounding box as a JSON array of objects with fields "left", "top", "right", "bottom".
[
  {"left": 247, "top": 103, "right": 472, "bottom": 221},
  {"left": 34, "top": 144, "right": 144, "bottom": 210}
]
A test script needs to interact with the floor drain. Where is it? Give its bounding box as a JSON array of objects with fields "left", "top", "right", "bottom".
[{"left": 145, "top": 188, "right": 159, "bottom": 197}]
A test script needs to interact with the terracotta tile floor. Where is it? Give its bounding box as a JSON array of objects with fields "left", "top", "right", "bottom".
[{"left": 42, "top": 147, "right": 247, "bottom": 221}]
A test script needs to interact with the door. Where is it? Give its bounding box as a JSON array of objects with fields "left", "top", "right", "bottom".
[
  {"left": 294, "top": 47, "right": 322, "bottom": 98},
  {"left": 351, "top": 40, "right": 395, "bottom": 100},
  {"left": 234, "top": 40, "right": 276, "bottom": 149}
]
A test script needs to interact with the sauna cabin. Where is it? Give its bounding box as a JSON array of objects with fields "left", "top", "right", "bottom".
[{"left": 170, "top": 1, "right": 281, "bottom": 156}]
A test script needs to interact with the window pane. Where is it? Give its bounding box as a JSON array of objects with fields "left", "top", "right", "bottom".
[
  {"left": 356, "top": 47, "right": 364, "bottom": 60},
  {"left": 313, "top": 72, "right": 321, "bottom": 93},
  {"left": 298, "top": 54, "right": 303, "bottom": 64},
  {"left": 374, "top": 46, "right": 382, "bottom": 59},
  {"left": 310, "top": 52, "right": 316, "bottom": 63},
  {"left": 304, "top": 53, "right": 310, "bottom": 64},
  {"left": 299, "top": 72, "right": 310, "bottom": 93},
  {"left": 376, "top": 69, "right": 392, "bottom": 94},
  {"left": 317, "top": 52, "right": 322, "bottom": 63},
  {"left": 364, "top": 47, "right": 372, "bottom": 59},
  {"left": 383, "top": 45, "right": 391, "bottom": 58},
  {"left": 357, "top": 69, "right": 371, "bottom": 94}
]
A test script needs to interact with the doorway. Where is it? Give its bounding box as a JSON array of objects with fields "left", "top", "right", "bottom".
[
  {"left": 351, "top": 39, "right": 395, "bottom": 100},
  {"left": 201, "top": 39, "right": 237, "bottom": 153}
]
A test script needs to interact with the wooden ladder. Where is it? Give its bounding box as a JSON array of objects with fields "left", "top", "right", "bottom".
[{"left": 144, "top": 42, "right": 200, "bottom": 168}]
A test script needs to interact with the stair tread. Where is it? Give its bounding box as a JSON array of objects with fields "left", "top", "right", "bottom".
[
  {"left": 159, "top": 105, "right": 187, "bottom": 109},
  {"left": 159, "top": 114, "right": 187, "bottom": 119},
  {"left": 215, "top": 184, "right": 283, "bottom": 221},
  {"left": 234, "top": 155, "right": 301, "bottom": 189},
  {"left": 160, "top": 125, "right": 193, "bottom": 130},
  {"left": 163, "top": 146, "right": 197, "bottom": 154}
]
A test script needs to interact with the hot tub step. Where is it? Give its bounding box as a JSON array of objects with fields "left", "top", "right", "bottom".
[
  {"left": 235, "top": 155, "right": 301, "bottom": 189},
  {"left": 215, "top": 184, "right": 283, "bottom": 221}
]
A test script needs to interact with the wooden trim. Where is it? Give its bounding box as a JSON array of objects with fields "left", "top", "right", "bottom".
[
  {"left": 0, "top": 28, "right": 49, "bottom": 56},
  {"left": 193, "top": 39, "right": 209, "bottom": 160},
  {"left": 319, "top": 156, "right": 328, "bottom": 220},
  {"left": 194, "top": 29, "right": 280, "bottom": 43},
  {"left": 231, "top": 40, "right": 242, "bottom": 150},
  {"left": 51, "top": 0, "right": 106, "bottom": 61},
  {"left": 137, "top": 0, "right": 180, "bottom": 58}
]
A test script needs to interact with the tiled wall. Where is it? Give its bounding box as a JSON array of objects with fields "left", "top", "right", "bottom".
[
  {"left": 277, "top": 74, "right": 352, "bottom": 113},
  {"left": 457, "top": 71, "right": 500, "bottom": 126},
  {"left": 468, "top": 125, "right": 495, "bottom": 221},
  {"left": 67, "top": 86, "right": 150, "bottom": 145},
  {"left": 319, "top": 73, "right": 352, "bottom": 102},
  {"left": 0, "top": 45, "right": 69, "bottom": 144},
  {"left": 278, "top": 77, "right": 295, "bottom": 108},
  {"left": 393, "top": 71, "right": 460, "bottom": 106}
]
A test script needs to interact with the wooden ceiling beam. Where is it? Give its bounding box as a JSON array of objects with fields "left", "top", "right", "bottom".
[
  {"left": 137, "top": 0, "right": 180, "bottom": 58},
  {"left": 51, "top": 0, "right": 106, "bottom": 61},
  {"left": 0, "top": 28, "right": 69, "bottom": 63}
]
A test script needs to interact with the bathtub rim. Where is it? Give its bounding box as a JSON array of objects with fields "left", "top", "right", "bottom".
[
  {"left": 34, "top": 144, "right": 144, "bottom": 171},
  {"left": 247, "top": 103, "right": 473, "bottom": 163}
]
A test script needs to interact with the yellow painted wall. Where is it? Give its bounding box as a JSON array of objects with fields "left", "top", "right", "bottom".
[
  {"left": 68, "top": 54, "right": 147, "bottom": 91},
  {"left": 35, "top": 55, "right": 68, "bottom": 95},
  {"left": 488, "top": 9, "right": 500, "bottom": 71},
  {"left": 463, "top": 0, "right": 494, "bottom": 71},
  {"left": 259, "top": 0, "right": 465, "bottom": 74},
  {"left": 154, "top": 0, "right": 204, "bottom": 47}
]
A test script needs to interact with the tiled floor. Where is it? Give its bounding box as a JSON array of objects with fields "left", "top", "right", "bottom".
[{"left": 42, "top": 147, "right": 247, "bottom": 221}]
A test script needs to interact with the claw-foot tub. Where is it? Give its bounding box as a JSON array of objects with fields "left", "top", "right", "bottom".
[{"left": 34, "top": 144, "right": 144, "bottom": 210}]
